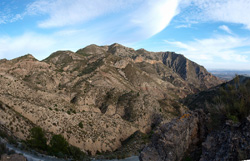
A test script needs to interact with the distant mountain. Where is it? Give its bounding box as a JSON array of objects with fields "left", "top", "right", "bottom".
[
  {"left": 209, "top": 70, "right": 250, "bottom": 80},
  {"left": 0, "top": 43, "right": 222, "bottom": 157}
]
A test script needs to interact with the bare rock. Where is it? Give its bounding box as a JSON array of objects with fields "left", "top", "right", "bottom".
[
  {"left": 200, "top": 117, "right": 250, "bottom": 161},
  {"left": 140, "top": 110, "right": 207, "bottom": 161}
]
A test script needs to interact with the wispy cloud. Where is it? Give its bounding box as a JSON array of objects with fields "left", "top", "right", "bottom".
[
  {"left": 219, "top": 25, "right": 233, "bottom": 35},
  {"left": 165, "top": 35, "right": 250, "bottom": 63},
  {"left": 0, "top": 11, "right": 24, "bottom": 24},
  {"left": 178, "top": 0, "right": 250, "bottom": 30},
  {"left": 26, "top": 0, "right": 139, "bottom": 28},
  {"left": 175, "top": 24, "right": 191, "bottom": 28},
  {"left": 20, "top": 0, "right": 179, "bottom": 45}
]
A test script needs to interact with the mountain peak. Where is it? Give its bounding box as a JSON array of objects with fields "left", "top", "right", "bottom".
[
  {"left": 136, "top": 48, "right": 150, "bottom": 54},
  {"left": 108, "top": 43, "right": 135, "bottom": 56},
  {"left": 76, "top": 44, "right": 108, "bottom": 56},
  {"left": 42, "top": 50, "right": 77, "bottom": 65},
  {"left": 13, "top": 54, "right": 37, "bottom": 62},
  {"left": 109, "top": 43, "right": 124, "bottom": 47}
]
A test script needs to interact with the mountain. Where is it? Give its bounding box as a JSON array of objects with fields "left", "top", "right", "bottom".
[{"left": 0, "top": 43, "right": 222, "bottom": 157}]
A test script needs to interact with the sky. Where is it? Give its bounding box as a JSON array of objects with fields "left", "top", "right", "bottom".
[{"left": 0, "top": 0, "right": 250, "bottom": 70}]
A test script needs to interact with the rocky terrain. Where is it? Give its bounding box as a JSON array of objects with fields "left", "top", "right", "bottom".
[
  {"left": 0, "top": 43, "right": 222, "bottom": 158},
  {"left": 140, "top": 76, "right": 250, "bottom": 161},
  {"left": 140, "top": 110, "right": 207, "bottom": 161}
]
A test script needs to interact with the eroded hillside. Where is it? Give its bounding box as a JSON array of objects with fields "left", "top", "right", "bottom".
[{"left": 0, "top": 43, "right": 222, "bottom": 155}]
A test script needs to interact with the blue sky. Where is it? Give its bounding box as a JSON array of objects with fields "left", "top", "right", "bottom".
[{"left": 1, "top": 0, "right": 250, "bottom": 70}]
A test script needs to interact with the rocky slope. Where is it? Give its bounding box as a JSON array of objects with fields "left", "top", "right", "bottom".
[
  {"left": 140, "top": 76, "right": 250, "bottom": 161},
  {"left": 200, "top": 116, "right": 250, "bottom": 161},
  {"left": 0, "top": 43, "right": 221, "bottom": 155},
  {"left": 140, "top": 111, "right": 250, "bottom": 161}
]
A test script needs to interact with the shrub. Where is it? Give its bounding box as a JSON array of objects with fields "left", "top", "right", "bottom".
[
  {"left": 68, "top": 145, "right": 86, "bottom": 160},
  {"left": 78, "top": 122, "right": 83, "bottom": 128},
  {"left": 49, "top": 134, "right": 69, "bottom": 156},
  {"left": 27, "top": 127, "right": 48, "bottom": 151},
  {"left": 213, "top": 75, "right": 250, "bottom": 122},
  {"left": 25, "top": 128, "right": 88, "bottom": 160}
]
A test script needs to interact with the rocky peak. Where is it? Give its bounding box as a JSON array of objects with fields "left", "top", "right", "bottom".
[
  {"left": 23, "top": 54, "right": 36, "bottom": 59},
  {"left": 108, "top": 43, "right": 135, "bottom": 57},
  {"left": 76, "top": 44, "right": 108, "bottom": 56},
  {"left": 0, "top": 58, "right": 8, "bottom": 63},
  {"left": 12, "top": 54, "right": 37, "bottom": 62},
  {"left": 43, "top": 50, "right": 78, "bottom": 64},
  {"left": 136, "top": 48, "right": 150, "bottom": 55}
]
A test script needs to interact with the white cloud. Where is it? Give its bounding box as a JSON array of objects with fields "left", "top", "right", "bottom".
[
  {"left": 0, "top": 29, "right": 111, "bottom": 60},
  {"left": 178, "top": 0, "right": 250, "bottom": 30},
  {"left": 0, "top": 33, "right": 55, "bottom": 60},
  {"left": 130, "top": 0, "right": 179, "bottom": 37},
  {"left": 0, "top": 0, "right": 181, "bottom": 61},
  {"left": 0, "top": 12, "right": 24, "bottom": 24},
  {"left": 219, "top": 25, "right": 233, "bottom": 34},
  {"left": 26, "top": 0, "right": 140, "bottom": 28},
  {"left": 25, "top": 0, "right": 179, "bottom": 40},
  {"left": 175, "top": 24, "right": 191, "bottom": 28},
  {"left": 164, "top": 35, "right": 250, "bottom": 64}
]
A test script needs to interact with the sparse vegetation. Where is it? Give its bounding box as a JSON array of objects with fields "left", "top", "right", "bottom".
[
  {"left": 76, "top": 50, "right": 91, "bottom": 57},
  {"left": 26, "top": 127, "right": 88, "bottom": 160},
  {"left": 78, "top": 59, "right": 103, "bottom": 76},
  {"left": 212, "top": 75, "right": 250, "bottom": 122}
]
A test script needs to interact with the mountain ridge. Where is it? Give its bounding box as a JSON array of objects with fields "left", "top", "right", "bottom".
[{"left": 0, "top": 43, "right": 222, "bottom": 156}]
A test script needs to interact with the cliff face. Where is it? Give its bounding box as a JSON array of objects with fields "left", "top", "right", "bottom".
[
  {"left": 0, "top": 43, "right": 221, "bottom": 155},
  {"left": 140, "top": 111, "right": 250, "bottom": 161}
]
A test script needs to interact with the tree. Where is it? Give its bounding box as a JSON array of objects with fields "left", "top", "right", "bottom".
[
  {"left": 49, "top": 134, "right": 69, "bottom": 156},
  {"left": 27, "top": 127, "right": 47, "bottom": 151}
]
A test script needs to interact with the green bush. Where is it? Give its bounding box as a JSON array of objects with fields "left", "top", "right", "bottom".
[
  {"left": 68, "top": 145, "right": 86, "bottom": 160},
  {"left": 26, "top": 128, "right": 88, "bottom": 160},
  {"left": 79, "top": 122, "right": 83, "bottom": 128},
  {"left": 27, "top": 127, "right": 48, "bottom": 151},
  {"left": 49, "top": 134, "right": 69, "bottom": 156}
]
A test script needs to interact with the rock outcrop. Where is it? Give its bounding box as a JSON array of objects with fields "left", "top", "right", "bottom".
[
  {"left": 200, "top": 115, "right": 250, "bottom": 161},
  {"left": 140, "top": 112, "right": 250, "bottom": 161},
  {"left": 140, "top": 110, "right": 207, "bottom": 161},
  {"left": 140, "top": 76, "right": 250, "bottom": 161}
]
